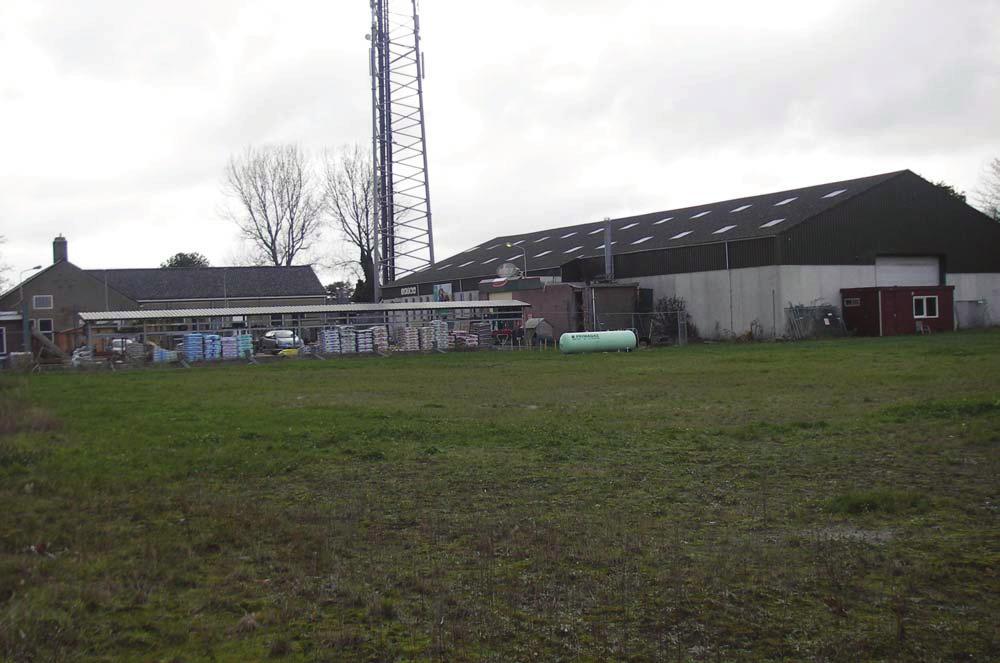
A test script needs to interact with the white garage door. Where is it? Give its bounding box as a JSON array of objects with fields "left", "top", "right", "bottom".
[{"left": 875, "top": 256, "right": 940, "bottom": 286}]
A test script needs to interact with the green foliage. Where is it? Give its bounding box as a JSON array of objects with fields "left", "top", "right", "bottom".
[
  {"left": 160, "top": 252, "right": 211, "bottom": 268},
  {"left": 324, "top": 280, "right": 354, "bottom": 302},
  {"left": 931, "top": 180, "right": 967, "bottom": 203},
  {"left": 2, "top": 331, "right": 999, "bottom": 660}
]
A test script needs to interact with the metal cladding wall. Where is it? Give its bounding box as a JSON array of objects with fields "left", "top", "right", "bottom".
[
  {"left": 563, "top": 237, "right": 778, "bottom": 282},
  {"left": 780, "top": 171, "right": 1000, "bottom": 272}
]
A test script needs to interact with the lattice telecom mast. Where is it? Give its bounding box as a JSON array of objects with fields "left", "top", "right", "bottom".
[{"left": 369, "top": 0, "right": 435, "bottom": 298}]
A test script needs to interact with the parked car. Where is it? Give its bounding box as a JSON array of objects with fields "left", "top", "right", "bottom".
[
  {"left": 108, "top": 338, "right": 135, "bottom": 356},
  {"left": 259, "top": 330, "right": 304, "bottom": 354}
]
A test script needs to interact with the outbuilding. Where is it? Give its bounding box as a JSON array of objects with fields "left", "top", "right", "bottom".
[{"left": 841, "top": 286, "right": 955, "bottom": 336}]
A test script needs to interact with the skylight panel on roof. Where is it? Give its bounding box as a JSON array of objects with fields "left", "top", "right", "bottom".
[
  {"left": 691, "top": 211, "right": 712, "bottom": 219},
  {"left": 823, "top": 188, "right": 847, "bottom": 198},
  {"left": 653, "top": 217, "right": 674, "bottom": 225},
  {"left": 670, "top": 231, "right": 693, "bottom": 240},
  {"left": 458, "top": 260, "right": 475, "bottom": 268},
  {"left": 620, "top": 222, "right": 638, "bottom": 230},
  {"left": 759, "top": 218, "right": 786, "bottom": 228},
  {"left": 564, "top": 245, "right": 584, "bottom": 253},
  {"left": 511, "top": 240, "right": 525, "bottom": 246},
  {"left": 774, "top": 197, "right": 798, "bottom": 206},
  {"left": 533, "top": 236, "right": 550, "bottom": 243},
  {"left": 481, "top": 257, "right": 499, "bottom": 264},
  {"left": 594, "top": 242, "right": 617, "bottom": 250},
  {"left": 560, "top": 231, "right": 577, "bottom": 239},
  {"left": 631, "top": 236, "right": 653, "bottom": 245},
  {"left": 485, "top": 244, "right": 499, "bottom": 250},
  {"left": 436, "top": 263, "right": 453, "bottom": 270},
  {"left": 731, "top": 204, "right": 752, "bottom": 212},
  {"left": 534, "top": 250, "right": 552, "bottom": 258},
  {"left": 713, "top": 225, "right": 737, "bottom": 234},
  {"left": 588, "top": 228, "right": 604, "bottom": 235},
  {"left": 506, "top": 254, "right": 521, "bottom": 261}
]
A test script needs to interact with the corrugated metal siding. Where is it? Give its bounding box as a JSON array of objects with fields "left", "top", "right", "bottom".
[
  {"left": 666, "top": 243, "right": 727, "bottom": 274},
  {"left": 782, "top": 172, "right": 1000, "bottom": 271},
  {"left": 614, "top": 250, "right": 665, "bottom": 278},
  {"left": 728, "top": 237, "right": 776, "bottom": 269},
  {"left": 565, "top": 238, "right": 777, "bottom": 282}
]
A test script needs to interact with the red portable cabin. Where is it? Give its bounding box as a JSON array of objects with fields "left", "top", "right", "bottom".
[{"left": 841, "top": 286, "right": 954, "bottom": 336}]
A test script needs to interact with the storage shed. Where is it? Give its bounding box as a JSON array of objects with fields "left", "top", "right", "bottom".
[
  {"left": 841, "top": 286, "right": 954, "bottom": 336},
  {"left": 524, "top": 318, "right": 554, "bottom": 345}
]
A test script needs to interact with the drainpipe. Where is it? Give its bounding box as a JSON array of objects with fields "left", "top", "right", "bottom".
[
  {"left": 725, "top": 241, "right": 734, "bottom": 334},
  {"left": 603, "top": 217, "right": 614, "bottom": 281}
]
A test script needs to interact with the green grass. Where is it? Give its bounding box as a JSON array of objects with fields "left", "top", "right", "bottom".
[{"left": 1, "top": 331, "right": 999, "bottom": 661}]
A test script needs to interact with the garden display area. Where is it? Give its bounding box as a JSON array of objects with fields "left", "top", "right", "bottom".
[{"left": 1, "top": 332, "right": 998, "bottom": 661}]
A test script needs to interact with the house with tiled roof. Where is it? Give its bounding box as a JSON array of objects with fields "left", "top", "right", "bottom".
[{"left": 0, "top": 237, "right": 326, "bottom": 355}]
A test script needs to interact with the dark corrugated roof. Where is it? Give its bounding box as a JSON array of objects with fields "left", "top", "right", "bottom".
[
  {"left": 389, "top": 170, "right": 906, "bottom": 286},
  {"left": 84, "top": 266, "right": 326, "bottom": 301}
]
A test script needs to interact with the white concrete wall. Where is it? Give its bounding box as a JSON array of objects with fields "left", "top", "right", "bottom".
[
  {"left": 637, "top": 264, "right": 880, "bottom": 339},
  {"left": 634, "top": 266, "right": 782, "bottom": 339},
  {"left": 776, "top": 265, "right": 877, "bottom": 309},
  {"left": 946, "top": 273, "right": 1000, "bottom": 326}
]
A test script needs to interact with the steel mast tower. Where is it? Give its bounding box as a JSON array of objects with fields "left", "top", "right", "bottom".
[{"left": 369, "top": 0, "right": 435, "bottom": 299}]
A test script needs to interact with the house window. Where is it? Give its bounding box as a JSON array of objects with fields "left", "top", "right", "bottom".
[
  {"left": 0, "top": 327, "right": 6, "bottom": 355},
  {"left": 36, "top": 319, "right": 54, "bottom": 341},
  {"left": 913, "top": 295, "right": 938, "bottom": 319},
  {"left": 33, "top": 295, "right": 53, "bottom": 310},
  {"left": 843, "top": 298, "right": 861, "bottom": 307},
  {"left": 270, "top": 314, "right": 284, "bottom": 327}
]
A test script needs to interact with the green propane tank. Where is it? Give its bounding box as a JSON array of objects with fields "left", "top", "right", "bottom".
[{"left": 559, "top": 330, "right": 637, "bottom": 354}]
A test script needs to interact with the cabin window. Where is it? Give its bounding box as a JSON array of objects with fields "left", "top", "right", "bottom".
[
  {"left": 33, "top": 295, "right": 53, "bottom": 310},
  {"left": 36, "top": 318, "right": 54, "bottom": 341},
  {"left": 0, "top": 327, "right": 6, "bottom": 355},
  {"left": 913, "top": 295, "right": 938, "bottom": 319},
  {"left": 843, "top": 298, "right": 861, "bottom": 307}
]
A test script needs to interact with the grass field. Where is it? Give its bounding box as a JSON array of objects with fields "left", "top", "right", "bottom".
[{"left": 1, "top": 332, "right": 999, "bottom": 661}]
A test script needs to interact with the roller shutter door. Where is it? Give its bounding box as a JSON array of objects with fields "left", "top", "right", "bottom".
[{"left": 875, "top": 256, "right": 940, "bottom": 286}]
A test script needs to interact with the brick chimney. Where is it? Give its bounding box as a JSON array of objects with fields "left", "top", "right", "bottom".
[{"left": 53, "top": 235, "right": 68, "bottom": 264}]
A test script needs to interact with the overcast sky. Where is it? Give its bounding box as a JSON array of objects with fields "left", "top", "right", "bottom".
[{"left": 2, "top": 0, "right": 998, "bottom": 283}]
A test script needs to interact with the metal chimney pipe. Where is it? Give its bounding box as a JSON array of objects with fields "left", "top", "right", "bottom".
[{"left": 603, "top": 218, "right": 614, "bottom": 281}]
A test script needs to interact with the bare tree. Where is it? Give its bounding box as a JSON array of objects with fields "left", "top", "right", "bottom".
[
  {"left": 0, "top": 236, "right": 10, "bottom": 291},
  {"left": 324, "top": 145, "right": 377, "bottom": 302},
  {"left": 973, "top": 157, "right": 1000, "bottom": 221},
  {"left": 223, "top": 145, "right": 323, "bottom": 266}
]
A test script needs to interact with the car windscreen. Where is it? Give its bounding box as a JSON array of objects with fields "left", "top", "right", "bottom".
[{"left": 274, "top": 331, "right": 294, "bottom": 338}]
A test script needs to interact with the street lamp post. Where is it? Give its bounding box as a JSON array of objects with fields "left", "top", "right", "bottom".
[
  {"left": 505, "top": 242, "right": 528, "bottom": 276},
  {"left": 19, "top": 265, "right": 42, "bottom": 352}
]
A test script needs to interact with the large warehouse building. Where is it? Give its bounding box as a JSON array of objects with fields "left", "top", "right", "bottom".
[{"left": 383, "top": 170, "right": 1000, "bottom": 338}]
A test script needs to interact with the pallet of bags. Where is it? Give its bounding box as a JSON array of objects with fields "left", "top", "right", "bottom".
[
  {"left": 399, "top": 326, "right": 420, "bottom": 352},
  {"left": 319, "top": 328, "right": 341, "bottom": 354},
  {"left": 418, "top": 326, "right": 434, "bottom": 351},
  {"left": 372, "top": 326, "right": 389, "bottom": 354},
  {"left": 356, "top": 328, "right": 374, "bottom": 354},
  {"left": 431, "top": 320, "right": 451, "bottom": 350},
  {"left": 339, "top": 326, "right": 357, "bottom": 354},
  {"left": 221, "top": 336, "right": 239, "bottom": 360},
  {"left": 204, "top": 334, "right": 222, "bottom": 361},
  {"left": 472, "top": 321, "right": 493, "bottom": 347},
  {"left": 183, "top": 333, "right": 204, "bottom": 362},
  {"left": 153, "top": 347, "right": 179, "bottom": 363},
  {"left": 237, "top": 334, "right": 254, "bottom": 358},
  {"left": 452, "top": 331, "right": 479, "bottom": 349}
]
